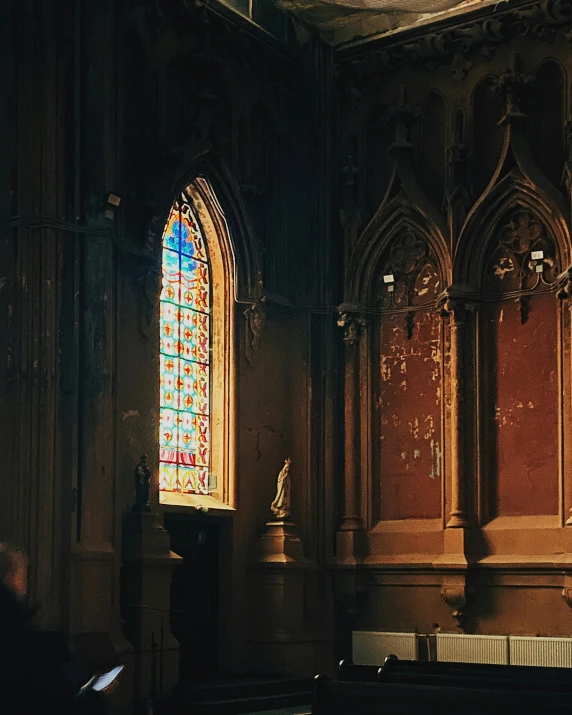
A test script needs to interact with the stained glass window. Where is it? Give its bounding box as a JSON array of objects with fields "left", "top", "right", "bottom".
[{"left": 159, "top": 193, "right": 211, "bottom": 494}]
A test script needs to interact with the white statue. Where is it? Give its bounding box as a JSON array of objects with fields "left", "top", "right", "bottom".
[{"left": 271, "top": 458, "right": 292, "bottom": 520}]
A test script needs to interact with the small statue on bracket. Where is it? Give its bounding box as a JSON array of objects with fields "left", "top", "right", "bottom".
[
  {"left": 133, "top": 454, "right": 152, "bottom": 513},
  {"left": 271, "top": 458, "right": 292, "bottom": 521}
]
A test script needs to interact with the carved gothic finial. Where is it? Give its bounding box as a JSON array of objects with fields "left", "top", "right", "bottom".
[
  {"left": 341, "top": 154, "right": 361, "bottom": 233},
  {"left": 383, "top": 85, "right": 420, "bottom": 148},
  {"left": 337, "top": 309, "right": 367, "bottom": 345},
  {"left": 492, "top": 51, "right": 534, "bottom": 120},
  {"left": 444, "top": 120, "right": 471, "bottom": 233},
  {"left": 342, "top": 154, "right": 359, "bottom": 188}
]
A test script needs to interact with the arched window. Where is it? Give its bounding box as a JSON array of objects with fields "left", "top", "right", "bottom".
[{"left": 159, "top": 192, "right": 211, "bottom": 495}]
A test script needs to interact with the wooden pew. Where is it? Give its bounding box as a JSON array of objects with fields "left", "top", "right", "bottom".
[
  {"left": 339, "top": 655, "right": 572, "bottom": 689},
  {"left": 313, "top": 673, "right": 572, "bottom": 715},
  {"left": 382, "top": 655, "right": 572, "bottom": 681}
]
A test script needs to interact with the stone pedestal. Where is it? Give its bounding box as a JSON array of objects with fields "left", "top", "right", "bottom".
[
  {"left": 257, "top": 521, "right": 309, "bottom": 564},
  {"left": 121, "top": 510, "right": 182, "bottom": 708},
  {"left": 250, "top": 520, "right": 324, "bottom": 678}
]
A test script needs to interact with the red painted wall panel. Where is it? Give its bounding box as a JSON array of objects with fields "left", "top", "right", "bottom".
[
  {"left": 376, "top": 309, "right": 443, "bottom": 521},
  {"left": 487, "top": 293, "right": 559, "bottom": 517}
]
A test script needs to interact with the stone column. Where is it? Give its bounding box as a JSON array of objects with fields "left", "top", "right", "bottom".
[
  {"left": 441, "top": 297, "right": 472, "bottom": 529},
  {"left": 336, "top": 309, "right": 367, "bottom": 558},
  {"left": 558, "top": 273, "right": 572, "bottom": 526}
]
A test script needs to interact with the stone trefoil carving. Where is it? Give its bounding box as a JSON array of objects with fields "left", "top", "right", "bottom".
[
  {"left": 377, "top": 230, "right": 439, "bottom": 339},
  {"left": 487, "top": 210, "right": 558, "bottom": 324},
  {"left": 270, "top": 457, "right": 292, "bottom": 521}
]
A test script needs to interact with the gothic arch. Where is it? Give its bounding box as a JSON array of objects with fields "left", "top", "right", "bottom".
[
  {"left": 455, "top": 102, "right": 571, "bottom": 286},
  {"left": 163, "top": 153, "right": 263, "bottom": 303},
  {"left": 157, "top": 158, "right": 260, "bottom": 507},
  {"left": 346, "top": 200, "right": 449, "bottom": 306},
  {"left": 454, "top": 172, "right": 570, "bottom": 287}
]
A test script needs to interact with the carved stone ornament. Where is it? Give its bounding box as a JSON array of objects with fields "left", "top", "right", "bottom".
[
  {"left": 486, "top": 210, "right": 557, "bottom": 323},
  {"left": 133, "top": 454, "right": 152, "bottom": 513},
  {"left": 441, "top": 578, "right": 474, "bottom": 630},
  {"left": 337, "top": 310, "right": 367, "bottom": 345},
  {"left": 377, "top": 230, "right": 440, "bottom": 339},
  {"left": 491, "top": 52, "right": 534, "bottom": 118},
  {"left": 439, "top": 296, "right": 476, "bottom": 327},
  {"left": 489, "top": 211, "right": 558, "bottom": 283},
  {"left": 244, "top": 303, "right": 266, "bottom": 368},
  {"left": 336, "top": 0, "right": 572, "bottom": 87},
  {"left": 382, "top": 86, "right": 421, "bottom": 148}
]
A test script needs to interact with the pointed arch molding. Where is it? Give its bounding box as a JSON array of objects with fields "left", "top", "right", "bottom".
[
  {"left": 346, "top": 139, "right": 450, "bottom": 304},
  {"left": 151, "top": 151, "right": 263, "bottom": 304},
  {"left": 454, "top": 120, "right": 571, "bottom": 285},
  {"left": 346, "top": 200, "right": 450, "bottom": 306}
]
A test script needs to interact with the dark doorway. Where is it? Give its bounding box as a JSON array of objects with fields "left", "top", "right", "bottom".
[{"left": 164, "top": 513, "right": 221, "bottom": 682}]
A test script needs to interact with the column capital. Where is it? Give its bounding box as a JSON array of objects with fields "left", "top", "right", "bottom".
[
  {"left": 337, "top": 305, "right": 368, "bottom": 344},
  {"left": 438, "top": 286, "right": 477, "bottom": 324},
  {"left": 557, "top": 267, "right": 572, "bottom": 300}
]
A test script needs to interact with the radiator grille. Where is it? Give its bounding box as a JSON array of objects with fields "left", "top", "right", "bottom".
[
  {"left": 352, "top": 631, "right": 418, "bottom": 665},
  {"left": 509, "top": 637, "right": 572, "bottom": 667},
  {"left": 436, "top": 633, "right": 509, "bottom": 664}
]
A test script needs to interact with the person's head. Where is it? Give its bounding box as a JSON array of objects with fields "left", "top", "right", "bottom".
[{"left": 0, "top": 543, "right": 28, "bottom": 596}]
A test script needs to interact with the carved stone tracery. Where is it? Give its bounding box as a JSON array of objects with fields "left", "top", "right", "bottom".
[
  {"left": 336, "top": 0, "right": 572, "bottom": 88},
  {"left": 486, "top": 210, "right": 558, "bottom": 324},
  {"left": 487, "top": 211, "right": 558, "bottom": 284},
  {"left": 376, "top": 230, "right": 440, "bottom": 338}
]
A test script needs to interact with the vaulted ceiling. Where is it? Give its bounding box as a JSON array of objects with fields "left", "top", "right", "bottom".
[{"left": 271, "top": 0, "right": 509, "bottom": 45}]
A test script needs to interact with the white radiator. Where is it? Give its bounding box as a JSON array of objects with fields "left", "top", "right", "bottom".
[
  {"left": 509, "top": 637, "right": 572, "bottom": 667},
  {"left": 436, "top": 633, "right": 509, "bottom": 664},
  {"left": 352, "top": 631, "right": 418, "bottom": 664}
]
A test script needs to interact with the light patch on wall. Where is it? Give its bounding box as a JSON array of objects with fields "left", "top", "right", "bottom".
[
  {"left": 429, "top": 440, "right": 442, "bottom": 480},
  {"left": 424, "top": 414, "right": 435, "bottom": 440},
  {"left": 408, "top": 416, "right": 419, "bottom": 439},
  {"left": 381, "top": 356, "right": 391, "bottom": 382},
  {"left": 0, "top": 277, "right": 6, "bottom": 292},
  {"left": 123, "top": 410, "right": 140, "bottom": 421},
  {"left": 493, "top": 256, "right": 514, "bottom": 279}
]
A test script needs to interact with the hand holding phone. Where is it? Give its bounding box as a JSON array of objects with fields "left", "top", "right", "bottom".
[
  {"left": 92, "top": 665, "right": 124, "bottom": 692},
  {"left": 79, "top": 665, "right": 124, "bottom": 696}
]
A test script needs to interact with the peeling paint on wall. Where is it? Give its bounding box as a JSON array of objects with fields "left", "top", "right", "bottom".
[{"left": 377, "top": 308, "right": 443, "bottom": 520}]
